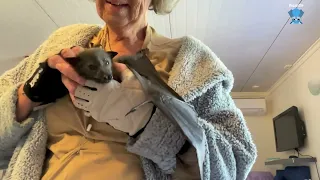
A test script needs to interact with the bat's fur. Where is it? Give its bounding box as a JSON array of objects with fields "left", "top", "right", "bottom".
[
  {"left": 65, "top": 48, "right": 149, "bottom": 84},
  {"left": 65, "top": 48, "right": 118, "bottom": 83}
]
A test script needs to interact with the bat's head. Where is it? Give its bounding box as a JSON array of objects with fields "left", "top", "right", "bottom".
[{"left": 72, "top": 48, "right": 118, "bottom": 84}]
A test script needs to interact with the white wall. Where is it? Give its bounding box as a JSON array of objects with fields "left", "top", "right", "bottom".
[
  {"left": 245, "top": 114, "right": 275, "bottom": 172},
  {"left": 244, "top": 38, "right": 320, "bottom": 178},
  {"left": 245, "top": 101, "right": 287, "bottom": 175},
  {"left": 266, "top": 39, "right": 320, "bottom": 179}
]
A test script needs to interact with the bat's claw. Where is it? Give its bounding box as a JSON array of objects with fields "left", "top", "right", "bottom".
[
  {"left": 125, "top": 108, "right": 137, "bottom": 116},
  {"left": 125, "top": 100, "right": 152, "bottom": 117},
  {"left": 139, "top": 48, "right": 149, "bottom": 55}
]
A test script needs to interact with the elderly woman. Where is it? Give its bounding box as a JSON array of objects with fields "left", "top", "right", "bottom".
[{"left": 0, "top": 0, "right": 257, "bottom": 179}]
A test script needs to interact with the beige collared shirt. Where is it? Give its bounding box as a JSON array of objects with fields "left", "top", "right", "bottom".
[{"left": 41, "top": 25, "right": 199, "bottom": 180}]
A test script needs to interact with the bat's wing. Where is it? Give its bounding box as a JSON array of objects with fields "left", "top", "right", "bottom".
[
  {"left": 124, "top": 59, "right": 206, "bottom": 179},
  {"left": 117, "top": 51, "right": 184, "bottom": 101},
  {"left": 155, "top": 94, "right": 206, "bottom": 179}
]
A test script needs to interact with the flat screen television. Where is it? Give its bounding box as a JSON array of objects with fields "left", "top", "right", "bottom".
[{"left": 273, "top": 106, "right": 307, "bottom": 152}]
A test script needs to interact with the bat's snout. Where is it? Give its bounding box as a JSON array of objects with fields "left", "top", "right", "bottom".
[
  {"left": 103, "top": 74, "right": 113, "bottom": 82},
  {"left": 94, "top": 69, "right": 113, "bottom": 83}
]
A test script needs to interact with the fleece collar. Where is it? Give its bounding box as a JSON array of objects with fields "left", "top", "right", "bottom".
[{"left": 168, "top": 36, "right": 234, "bottom": 102}]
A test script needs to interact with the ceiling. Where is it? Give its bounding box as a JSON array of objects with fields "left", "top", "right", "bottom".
[{"left": 0, "top": 0, "right": 319, "bottom": 92}]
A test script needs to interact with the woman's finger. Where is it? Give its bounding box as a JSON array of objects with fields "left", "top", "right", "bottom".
[
  {"left": 47, "top": 54, "right": 66, "bottom": 69},
  {"left": 48, "top": 48, "right": 85, "bottom": 85},
  {"left": 69, "top": 92, "right": 76, "bottom": 103},
  {"left": 56, "top": 63, "right": 86, "bottom": 85},
  {"left": 48, "top": 47, "right": 86, "bottom": 85},
  {"left": 71, "top": 46, "right": 85, "bottom": 55},
  {"left": 48, "top": 47, "right": 83, "bottom": 68},
  {"left": 47, "top": 48, "right": 76, "bottom": 69},
  {"left": 61, "top": 74, "right": 79, "bottom": 95},
  {"left": 112, "top": 62, "right": 128, "bottom": 82},
  {"left": 60, "top": 48, "right": 77, "bottom": 58},
  {"left": 113, "top": 62, "right": 128, "bottom": 73}
]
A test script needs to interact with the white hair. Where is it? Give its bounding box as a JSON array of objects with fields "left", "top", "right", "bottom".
[
  {"left": 150, "top": 0, "right": 180, "bottom": 14},
  {"left": 89, "top": 0, "right": 180, "bottom": 15}
]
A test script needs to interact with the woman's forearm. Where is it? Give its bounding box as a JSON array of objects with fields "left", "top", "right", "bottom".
[{"left": 16, "top": 85, "right": 40, "bottom": 122}]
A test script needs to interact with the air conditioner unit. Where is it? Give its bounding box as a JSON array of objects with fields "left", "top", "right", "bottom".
[{"left": 233, "top": 98, "right": 267, "bottom": 116}]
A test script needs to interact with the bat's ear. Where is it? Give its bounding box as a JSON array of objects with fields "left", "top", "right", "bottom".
[{"left": 107, "top": 51, "right": 118, "bottom": 59}]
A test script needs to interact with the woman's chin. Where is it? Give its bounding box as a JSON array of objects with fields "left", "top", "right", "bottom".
[{"left": 103, "top": 14, "right": 129, "bottom": 27}]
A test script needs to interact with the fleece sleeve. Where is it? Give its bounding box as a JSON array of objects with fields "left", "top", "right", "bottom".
[
  {"left": 190, "top": 82, "right": 257, "bottom": 180},
  {"left": 0, "top": 24, "right": 102, "bottom": 170},
  {"left": 0, "top": 34, "right": 54, "bottom": 168},
  {"left": 0, "top": 56, "right": 43, "bottom": 169}
]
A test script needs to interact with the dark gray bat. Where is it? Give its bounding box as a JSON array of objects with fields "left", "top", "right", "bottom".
[
  {"left": 117, "top": 49, "right": 206, "bottom": 180},
  {"left": 65, "top": 48, "right": 118, "bottom": 83}
]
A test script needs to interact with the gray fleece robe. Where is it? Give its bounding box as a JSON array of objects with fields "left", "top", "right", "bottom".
[{"left": 0, "top": 24, "right": 257, "bottom": 180}]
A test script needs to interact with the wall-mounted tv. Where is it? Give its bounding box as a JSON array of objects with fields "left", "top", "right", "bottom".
[{"left": 273, "top": 106, "right": 307, "bottom": 152}]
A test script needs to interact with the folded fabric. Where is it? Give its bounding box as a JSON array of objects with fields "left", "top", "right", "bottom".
[{"left": 73, "top": 77, "right": 154, "bottom": 136}]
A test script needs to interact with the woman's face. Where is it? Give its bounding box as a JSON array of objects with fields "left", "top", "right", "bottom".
[{"left": 96, "top": 0, "right": 151, "bottom": 27}]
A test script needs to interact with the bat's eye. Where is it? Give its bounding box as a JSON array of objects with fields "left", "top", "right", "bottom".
[
  {"left": 105, "top": 60, "right": 110, "bottom": 65},
  {"left": 88, "top": 64, "right": 98, "bottom": 71}
]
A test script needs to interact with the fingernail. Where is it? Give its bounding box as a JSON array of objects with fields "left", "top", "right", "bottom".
[{"left": 57, "top": 49, "right": 64, "bottom": 56}]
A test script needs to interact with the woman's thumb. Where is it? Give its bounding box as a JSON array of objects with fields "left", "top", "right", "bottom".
[
  {"left": 112, "top": 62, "right": 128, "bottom": 82},
  {"left": 113, "top": 62, "right": 127, "bottom": 73}
]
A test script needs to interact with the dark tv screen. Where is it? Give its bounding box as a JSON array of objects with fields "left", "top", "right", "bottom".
[{"left": 273, "top": 106, "right": 306, "bottom": 152}]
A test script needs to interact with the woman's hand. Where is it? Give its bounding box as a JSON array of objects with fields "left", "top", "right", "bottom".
[
  {"left": 17, "top": 46, "right": 86, "bottom": 122},
  {"left": 72, "top": 64, "right": 153, "bottom": 136},
  {"left": 112, "top": 61, "right": 128, "bottom": 82},
  {"left": 47, "top": 46, "right": 86, "bottom": 101}
]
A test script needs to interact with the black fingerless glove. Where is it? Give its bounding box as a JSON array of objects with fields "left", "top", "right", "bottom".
[{"left": 23, "top": 60, "right": 69, "bottom": 104}]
